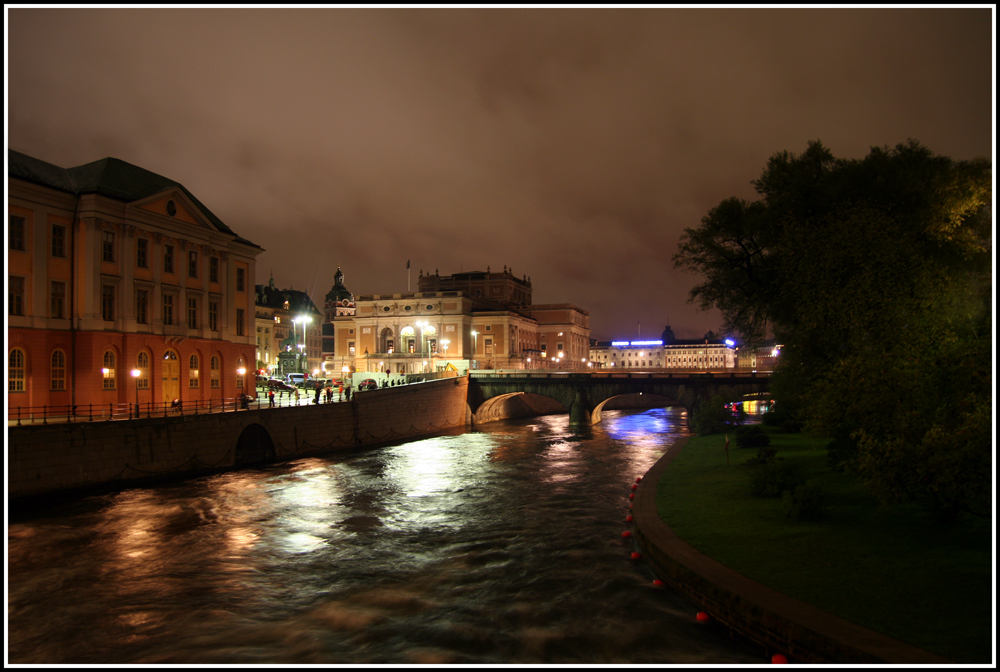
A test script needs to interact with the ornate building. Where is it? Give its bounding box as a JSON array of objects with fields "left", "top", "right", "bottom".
[
  {"left": 589, "top": 325, "right": 736, "bottom": 370},
  {"left": 7, "top": 149, "right": 261, "bottom": 412},
  {"left": 321, "top": 266, "right": 590, "bottom": 375}
]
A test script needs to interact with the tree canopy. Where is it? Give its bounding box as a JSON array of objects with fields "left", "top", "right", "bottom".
[{"left": 674, "top": 140, "right": 992, "bottom": 518}]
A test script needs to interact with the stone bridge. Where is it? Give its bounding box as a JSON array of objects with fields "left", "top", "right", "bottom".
[{"left": 467, "top": 370, "right": 771, "bottom": 425}]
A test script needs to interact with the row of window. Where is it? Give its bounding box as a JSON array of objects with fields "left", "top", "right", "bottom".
[
  {"left": 9, "top": 216, "right": 249, "bottom": 290},
  {"left": 10, "top": 278, "right": 244, "bottom": 336},
  {"left": 8, "top": 348, "right": 237, "bottom": 392}
]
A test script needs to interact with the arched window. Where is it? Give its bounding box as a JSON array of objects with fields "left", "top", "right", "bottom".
[
  {"left": 236, "top": 357, "right": 245, "bottom": 389},
  {"left": 136, "top": 351, "right": 150, "bottom": 389},
  {"left": 189, "top": 354, "right": 200, "bottom": 388},
  {"left": 50, "top": 349, "right": 66, "bottom": 391},
  {"left": 102, "top": 350, "right": 116, "bottom": 390},
  {"left": 9, "top": 348, "right": 26, "bottom": 393},
  {"left": 210, "top": 356, "right": 220, "bottom": 388}
]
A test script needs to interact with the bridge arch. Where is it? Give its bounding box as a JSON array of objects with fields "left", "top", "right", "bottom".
[
  {"left": 591, "top": 392, "right": 679, "bottom": 425},
  {"left": 472, "top": 391, "right": 568, "bottom": 425},
  {"left": 235, "top": 423, "right": 276, "bottom": 465}
]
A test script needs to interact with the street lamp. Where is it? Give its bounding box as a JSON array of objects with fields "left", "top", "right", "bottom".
[
  {"left": 293, "top": 315, "right": 313, "bottom": 373},
  {"left": 131, "top": 368, "right": 141, "bottom": 418},
  {"left": 441, "top": 339, "right": 450, "bottom": 358}
]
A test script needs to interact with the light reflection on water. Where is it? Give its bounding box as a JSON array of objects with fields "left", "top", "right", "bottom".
[{"left": 7, "top": 407, "right": 762, "bottom": 664}]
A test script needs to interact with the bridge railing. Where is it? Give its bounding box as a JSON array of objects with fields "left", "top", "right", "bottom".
[
  {"left": 470, "top": 370, "right": 771, "bottom": 381},
  {"left": 5, "top": 390, "right": 337, "bottom": 426}
]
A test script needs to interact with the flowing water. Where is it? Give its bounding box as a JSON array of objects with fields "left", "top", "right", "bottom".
[{"left": 7, "top": 407, "right": 762, "bottom": 664}]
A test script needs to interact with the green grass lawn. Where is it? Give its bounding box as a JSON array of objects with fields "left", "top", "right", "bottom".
[{"left": 656, "top": 430, "right": 993, "bottom": 663}]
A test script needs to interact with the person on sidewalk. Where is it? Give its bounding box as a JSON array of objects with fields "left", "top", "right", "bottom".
[{"left": 268, "top": 389, "right": 275, "bottom": 408}]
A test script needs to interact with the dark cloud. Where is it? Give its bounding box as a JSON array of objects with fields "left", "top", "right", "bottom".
[{"left": 7, "top": 7, "right": 993, "bottom": 339}]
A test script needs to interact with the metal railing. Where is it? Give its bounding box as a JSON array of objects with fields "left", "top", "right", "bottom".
[{"left": 6, "top": 387, "right": 355, "bottom": 426}]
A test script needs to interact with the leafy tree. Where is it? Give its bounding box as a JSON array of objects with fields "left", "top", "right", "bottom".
[{"left": 674, "top": 140, "right": 992, "bottom": 518}]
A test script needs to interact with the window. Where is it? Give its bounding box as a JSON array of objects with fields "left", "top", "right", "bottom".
[
  {"left": 52, "top": 225, "right": 66, "bottom": 258},
  {"left": 236, "top": 267, "right": 246, "bottom": 292},
  {"left": 9, "top": 215, "right": 25, "bottom": 251},
  {"left": 51, "top": 350, "right": 66, "bottom": 391},
  {"left": 209, "top": 301, "right": 219, "bottom": 331},
  {"left": 164, "top": 245, "right": 174, "bottom": 273},
  {"left": 188, "top": 250, "right": 198, "bottom": 278},
  {"left": 210, "top": 356, "right": 220, "bottom": 388},
  {"left": 51, "top": 281, "right": 66, "bottom": 319},
  {"left": 137, "top": 238, "right": 148, "bottom": 268},
  {"left": 101, "top": 284, "right": 115, "bottom": 321},
  {"left": 189, "top": 354, "right": 200, "bottom": 388},
  {"left": 236, "top": 357, "right": 245, "bottom": 389},
  {"left": 236, "top": 308, "right": 245, "bottom": 336},
  {"left": 9, "top": 276, "right": 25, "bottom": 316},
  {"left": 209, "top": 257, "right": 219, "bottom": 283},
  {"left": 136, "top": 352, "right": 150, "bottom": 389},
  {"left": 136, "top": 289, "right": 149, "bottom": 324},
  {"left": 188, "top": 297, "right": 198, "bottom": 329},
  {"left": 163, "top": 293, "right": 174, "bottom": 325},
  {"left": 9, "top": 348, "right": 26, "bottom": 392},
  {"left": 102, "top": 231, "right": 115, "bottom": 262},
  {"left": 102, "top": 350, "right": 116, "bottom": 390}
]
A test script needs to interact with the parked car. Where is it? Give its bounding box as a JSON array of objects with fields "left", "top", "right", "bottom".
[
  {"left": 287, "top": 373, "right": 306, "bottom": 386},
  {"left": 358, "top": 378, "right": 379, "bottom": 391},
  {"left": 265, "top": 378, "right": 295, "bottom": 392}
]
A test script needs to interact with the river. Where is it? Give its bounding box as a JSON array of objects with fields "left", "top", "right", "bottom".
[{"left": 7, "top": 406, "right": 762, "bottom": 664}]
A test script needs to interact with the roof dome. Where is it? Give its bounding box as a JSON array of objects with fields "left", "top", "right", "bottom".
[{"left": 661, "top": 325, "right": 675, "bottom": 344}]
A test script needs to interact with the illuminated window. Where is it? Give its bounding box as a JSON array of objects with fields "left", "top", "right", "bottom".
[
  {"left": 50, "top": 349, "right": 66, "bottom": 391},
  {"left": 236, "top": 357, "right": 245, "bottom": 389},
  {"left": 210, "top": 356, "right": 220, "bottom": 388},
  {"left": 102, "top": 350, "right": 116, "bottom": 390},
  {"left": 137, "top": 352, "right": 150, "bottom": 389},
  {"left": 189, "top": 354, "right": 200, "bottom": 388},
  {"left": 9, "top": 348, "right": 26, "bottom": 392}
]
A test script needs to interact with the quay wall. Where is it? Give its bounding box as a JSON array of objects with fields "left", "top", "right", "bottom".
[{"left": 8, "top": 375, "right": 472, "bottom": 500}]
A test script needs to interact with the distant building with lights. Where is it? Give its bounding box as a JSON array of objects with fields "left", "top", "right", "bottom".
[
  {"left": 7, "top": 149, "right": 261, "bottom": 413},
  {"left": 254, "top": 277, "right": 323, "bottom": 377},
  {"left": 589, "top": 325, "right": 736, "bottom": 370},
  {"left": 320, "top": 265, "right": 590, "bottom": 375}
]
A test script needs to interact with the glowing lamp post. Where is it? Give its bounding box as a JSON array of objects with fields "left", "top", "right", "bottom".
[
  {"left": 131, "top": 368, "right": 141, "bottom": 418},
  {"left": 441, "top": 339, "right": 450, "bottom": 358}
]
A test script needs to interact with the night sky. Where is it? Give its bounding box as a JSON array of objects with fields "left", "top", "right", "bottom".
[{"left": 6, "top": 7, "right": 993, "bottom": 340}]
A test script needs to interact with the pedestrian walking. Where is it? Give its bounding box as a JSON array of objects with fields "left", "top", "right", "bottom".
[
  {"left": 338, "top": 383, "right": 344, "bottom": 401},
  {"left": 314, "top": 383, "right": 322, "bottom": 404},
  {"left": 345, "top": 385, "right": 352, "bottom": 402},
  {"left": 268, "top": 389, "right": 275, "bottom": 408}
]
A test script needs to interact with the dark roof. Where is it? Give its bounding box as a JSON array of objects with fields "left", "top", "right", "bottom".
[
  {"left": 255, "top": 284, "right": 321, "bottom": 315},
  {"left": 8, "top": 149, "right": 260, "bottom": 249}
]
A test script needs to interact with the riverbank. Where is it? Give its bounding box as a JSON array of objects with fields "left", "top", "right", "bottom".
[{"left": 631, "top": 431, "right": 992, "bottom": 663}]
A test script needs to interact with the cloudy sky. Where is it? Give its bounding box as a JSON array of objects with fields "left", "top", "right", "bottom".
[{"left": 6, "top": 7, "right": 993, "bottom": 340}]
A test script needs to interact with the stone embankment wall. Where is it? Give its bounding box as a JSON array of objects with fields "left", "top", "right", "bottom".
[{"left": 8, "top": 376, "right": 472, "bottom": 500}]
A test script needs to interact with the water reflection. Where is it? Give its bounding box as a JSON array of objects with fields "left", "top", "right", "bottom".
[{"left": 8, "top": 407, "right": 761, "bottom": 664}]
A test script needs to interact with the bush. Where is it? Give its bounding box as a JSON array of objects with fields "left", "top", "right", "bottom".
[
  {"left": 746, "top": 458, "right": 805, "bottom": 498},
  {"left": 735, "top": 425, "right": 771, "bottom": 449},
  {"left": 783, "top": 481, "right": 827, "bottom": 520},
  {"left": 826, "top": 427, "right": 858, "bottom": 472},
  {"left": 691, "top": 394, "right": 746, "bottom": 434}
]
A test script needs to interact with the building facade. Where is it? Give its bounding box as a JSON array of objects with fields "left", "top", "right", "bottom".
[
  {"left": 589, "top": 326, "right": 736, "bottom": 370},
  {"left": 254, "top": 276, "right": 323, "bottom": 377},
  {"left": 320, "top": 266, "right": 590, "bottom": 374},
  {"left": 7, "top": 149, "right": 262, "bottom": 412}
]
